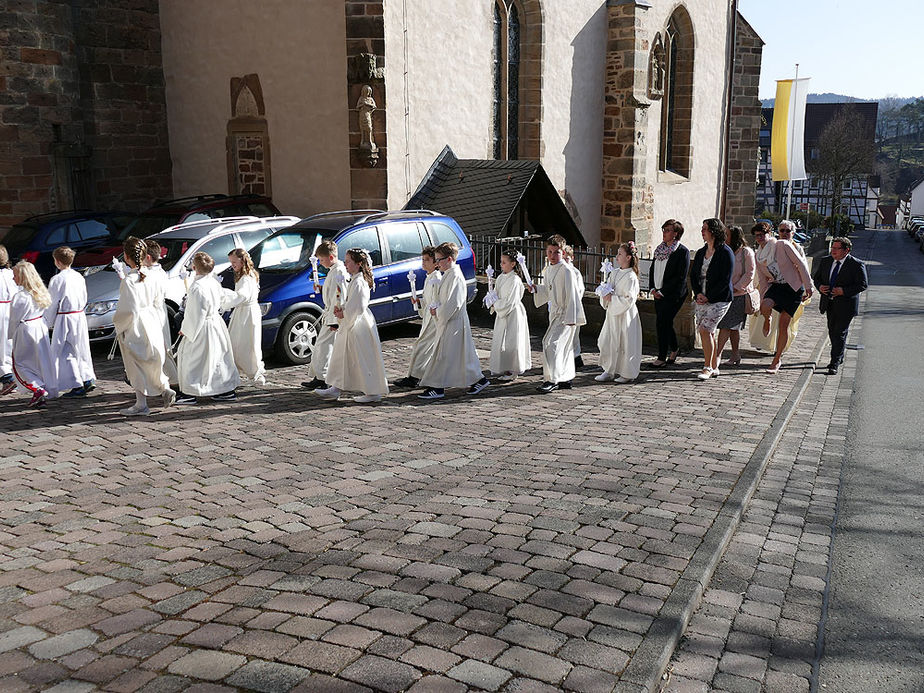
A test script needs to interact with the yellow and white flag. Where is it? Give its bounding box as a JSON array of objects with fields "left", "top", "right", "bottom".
[{"left": 771, "top": 77, "right": 810, "bottom": 181}]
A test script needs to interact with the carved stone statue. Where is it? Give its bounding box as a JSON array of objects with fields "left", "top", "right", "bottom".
[
  {"left": 648, "top": 35, "right": 665, "bottom": 100},
  {"left": 356, "top": 85, "right": 379, "bottom": 167}
]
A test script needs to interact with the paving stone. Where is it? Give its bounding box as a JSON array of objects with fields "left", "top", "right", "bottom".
[
  {"left": 181, "top": 624, "right": 243, "bottom": 648},
  {"left": 406, "top": 675, "right": 468, "bottom": 693},
  {"left": 494, "top": 646, "right": 572, "bottom": 684},
  {"left": 341, "top": 654, "right": 422, "bottom": 693},
  {"left": 562, "top": 664, "right": 619, "bottom": 693},
  {"left": 168, "top": 651, "right": 246, "bottom": 681},
  {"left": 281, "top": 640, "right": 362, "bottom": 674},
  {"left": 446, "top": 658, "right": 512, "bottom": 691},
  {"left": 0, "top": 626, "right": 46, "bottom": 653},
  {"left": 225, "top": 660, "right": 312, "bottom": 692},
  {"left": 28, "top": 629, "right": 97, "bottom": 659}
]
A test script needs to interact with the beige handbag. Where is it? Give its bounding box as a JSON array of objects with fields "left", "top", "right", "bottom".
[{"left": 744, "top": 287, "right": 761, "bottom": 315}]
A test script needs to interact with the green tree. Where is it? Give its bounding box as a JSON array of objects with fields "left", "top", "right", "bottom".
[{"left": 809, "top": 105, "right": 876, "bottom": 218}]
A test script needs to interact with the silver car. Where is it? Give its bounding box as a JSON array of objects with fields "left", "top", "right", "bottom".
[{"left": 84, "top": 216, "right": 299, "bottom": 341}]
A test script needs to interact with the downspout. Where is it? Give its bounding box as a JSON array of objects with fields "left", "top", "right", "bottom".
[{"left": 720, "top": 0, "right": 739, "bottom": 220}]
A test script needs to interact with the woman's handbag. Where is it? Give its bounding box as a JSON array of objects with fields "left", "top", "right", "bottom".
[{"left": 744, "top": 287, "right": 761, "bottom": 315}]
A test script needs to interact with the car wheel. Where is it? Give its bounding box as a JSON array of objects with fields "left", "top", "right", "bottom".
[{"left": 277, "top": 311, "right": 321, "bottom": 365}]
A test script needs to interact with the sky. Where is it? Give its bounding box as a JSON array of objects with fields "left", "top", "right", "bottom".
[{"left": 737, "top": 0, "right": 924, "bottom": 101}]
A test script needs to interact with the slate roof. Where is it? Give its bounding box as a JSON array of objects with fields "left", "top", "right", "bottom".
[{"left": 405, "top": 146, "right": 586, "bottom": 246}]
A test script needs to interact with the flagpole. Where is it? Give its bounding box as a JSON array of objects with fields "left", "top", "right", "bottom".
[{"left": 785, "top": 64, "right": 799, "bottom": 220}]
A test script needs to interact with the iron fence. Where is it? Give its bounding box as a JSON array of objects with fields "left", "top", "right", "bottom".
[{"left": 469, "top": 236, "right": 653, "bottom": 291}]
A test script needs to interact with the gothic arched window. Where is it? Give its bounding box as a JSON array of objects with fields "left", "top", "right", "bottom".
[
  {"left": 493, "top": 0, "right": 522, "bottom": 160},
  {"left": 658, "top": 8, "right": 694, "bottom": 178}
]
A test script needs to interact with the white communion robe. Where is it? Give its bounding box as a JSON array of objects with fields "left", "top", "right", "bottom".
[
  {"left": 406, "top": 270, "right": 442, "bottom": 380},
  {"left": 147, "top": 263, "right": 178, "bottom": 385},
  {"left": 597, "top": 267, "right": 642, "bottom": 379},
  {"left": 326, "top": 273, "right": 389, "bottom": 396},
  {"left": 221, "top": 273, "right": 265, "bottom": 383},
  {"left": 308, "top": 260, "right": 349, "bottom": 382},
  {"left": 44, "top": 267, "right": 96, "bottom": 391},
  {"left": 489, "top": 271, "right": 531, "bottom": 375},
  {"left": 565, "top": 260, "right": 586, "bottom": 358},
  {"left": 114, "top": 270, "right": 169, "bottom": 396},
  {"left": 9, "top": 290, "right": 56, "bottom": 397},
  {"left": 0, "top": 268, "right": 16, "bottom": 377},
  {"left": 533, "top": 261, "right": 585, "bottom": 383},
  {"left": 177, "top": 274, "right": 241, "bottom": 396},
  {"left": 420, "top": 262, "right": 483, "bottom": 389}
]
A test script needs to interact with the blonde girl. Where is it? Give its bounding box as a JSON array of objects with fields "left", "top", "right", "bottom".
[
  {"left": 316, "top": 248, "right": 388, "bottom": 403},
  {"left": 0, "top": 245, "right": 16, "bottom": 391},
  {"left": 8, "top": 261, "right": 56, "bottom": 406},
  {"left": 222, "top": 248, "right": 266, "bottom": 386},
  {"left": 113, "top": 237, "right": 175, "bottom": 415},
  {"left": 488, "top": 249, "right": 531, "bottom": 381},
  {"left": 596, "top": 242, "right": 642, "bottom": 383}
]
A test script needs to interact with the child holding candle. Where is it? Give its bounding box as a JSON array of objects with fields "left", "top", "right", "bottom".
[
  {"left": 222, "top": 248, "right": 266, "bottom": 387},
  {"left": 144, "top": 239, "right": 179, "bottom": 388},
  {"left": 596, "top": 242, "right": 642, "bottom": 383},
  {"left": 44, "top": 247, "right": 96, "bottom": 397},
  {"left": 418, "top": 242, "right": 488, "bottom": 400},
  {"left": 302, "top": 240, "right": 349, "bottom": 391},
  {"left": 394, "top": 246, "right": 441, "bottom": 389},
  {"left": 562, "top": 244, "right": 587, "bottom": 369},
  {"left": 489, "top": 249, "right": 531, "bottom": 381}
]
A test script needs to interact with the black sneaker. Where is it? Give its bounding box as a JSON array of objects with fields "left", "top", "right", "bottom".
[
  {"left": 466, "top": 378, "right": 490, "bottom": 395},
  {"left": 536, "top": 381, "right": 558, "bottom": 393},
  {"left": 301, "top": 378, "right": 325, "bottom": 389},
  {"left": 175, "top": 393, "right": 197, "bottom": 404},
  {"left": 212, "top": 391, "right": 237, "bottom": 402},
  {"left": 417, "top": 388, "right": 445, "bottom": 400},
  {"left": 393, "top": 376, "right": 419, "bottom": 389},
  {"left": 558, "top": 380, "right": 573, "bottom": 390},
  {"left": 83, "top": 379, "right": 97, "bottom": 393},
  {"left": 61, "top": 386, "right": 87, "bottom": 398},
  {"left": 574, "top": 356, "right": 585, "bottom": 369}
]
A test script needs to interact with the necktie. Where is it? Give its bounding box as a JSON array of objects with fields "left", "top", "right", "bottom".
[{"left": 829, "top": 260, "right": 841, "bottom": 287}]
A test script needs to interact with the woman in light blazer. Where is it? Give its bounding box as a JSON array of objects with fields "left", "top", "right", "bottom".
[{"left": 716, "top": 226, "right": 756, "bottom": 366}]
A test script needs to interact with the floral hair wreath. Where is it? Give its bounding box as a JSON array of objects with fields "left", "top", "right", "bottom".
[{"left": 626, "top": 240, "right": 637, "bottom": 254}]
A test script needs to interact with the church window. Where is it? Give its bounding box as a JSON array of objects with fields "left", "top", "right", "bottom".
[
  {"left": 493, "top": 0, "right": 523, "bottom": 160},
  {"left": 658, "top": 9, "right": 694, "bottom": 178}
]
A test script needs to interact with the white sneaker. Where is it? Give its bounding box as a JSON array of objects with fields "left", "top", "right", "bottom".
[
  {"left": 353, "top": 394, "right": 382, "bottom": 404},
  {"left": 614, "top": 376, "right": 633, "bottom": 384},
  {"left": 594, "top": 372, "right": 614, "bottom": 382},
  {"left": 162, "top": 388, "right": 176, "bottom": 408},
  {"left": 711, "top": 368, "right": 720, "bottom": 378},
  {"left": 254, "top": 374, "right": 266, "bottom": 388},
  {"left": 696, "top": 368, "right": 713, "bottom": 380},
  {"left": 315, "top": 386, "right": 341, "bottom": 401},
  {"left": 498, "top": 373, "right": 516, "bottom": 382},
  {"left": 120, "top": 404, "right": 150, "bottom": 416}
]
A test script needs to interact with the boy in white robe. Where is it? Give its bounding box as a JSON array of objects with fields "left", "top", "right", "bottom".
[
  {"left": 145, "top": 240, "right": 179, "bottom": 388},
  {"left": 176, "top": 252, "right": 241, "bottom": 403},
  {"left": 0, "top": 245, "right": 16, "bottom": 394},
  {"left": 531, "top": 234, "right": 585, "bottom": 393},
  {"left": 302, "top": 240, "right": 350, "bottom": 391},
  {"left": 8, "top": 261, "right": 56, "bottom": 407},
  {"left": 418, "top": 242, "right": 488, "bottom": 400},
  {"left": 394, "top": 246, "right": 442, "bottom": 388},
  {"left": 563, "top": 248, "right": 587, "bottom": 370},
  {"left": 44, "top": 246, "right": 97, "bottom": 397}
]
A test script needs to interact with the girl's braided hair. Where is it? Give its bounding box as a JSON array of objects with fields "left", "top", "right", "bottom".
[{"left": 123, "top": 236, "right": 148, "bottom": 281}]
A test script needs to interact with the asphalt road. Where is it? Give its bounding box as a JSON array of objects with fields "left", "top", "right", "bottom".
[{"left": 817, "top": 228, "right": 924, "bottom": 692}]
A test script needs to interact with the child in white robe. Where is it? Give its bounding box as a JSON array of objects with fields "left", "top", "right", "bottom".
[
  {"left": 176, "top": 252, "right": 241, "bottom": 402},
  {"left": 45, "top": 246, "right": 96, "bottom": 397},
  {"left": 302, "top": 240, "right": 350, "bottom": 391},
  {"left": 488, "top": 249, "right": 530, "bottom": 381},
  {"left": 222, "top": 248, "right": 266, "bottom": 387},
  {"left": 0, "top": 246, "right": 16, "bottom": 393},
  {"left": 145, "top": 240, "right": 179, "bottom": 388},
  {"left": 7, "top": 261, "right": 56, "bottom": 407},
  {"left": 418, "top": 242, "right": 488, "bottom": 400},
  {"left": 531, "top": 234, "right": 585, "bottom": 393},
  {"left": 596, "top": 242, "right": 642, "bottom": 383},
  {"left": 113, "top": 237, "right": 175, "bottom": 416},
  {"left": 394, "top": 245, "right": 442, "bottom": 388},
  {"left": 563, "top": 247, "right": 587, "bottom": 370},
  {"left": 315, "top": 248, "right": 389, "bottom": 404}
]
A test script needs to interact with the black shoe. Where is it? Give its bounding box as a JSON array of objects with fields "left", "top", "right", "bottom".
[
  {"left": 83, "top": 379, "right": 96, "bottom": 393},
  {"left": 212, "top": 391, "right": 237, "bottom": 402},
  {"left": 394, "top": 376, "right": 419, "bottom": 389},
  {"left": 558, "top": 380, "right": 573, "bottom": 390},
  {"left": 574, "top": 356, "right": 585, "bottom": 369},
  {"left": 536, "top": 381, "right": 559, "bottom": 393},
  {"left": 417, "top": 388, "right": 444, "bottom": 400},
  {"left": 467, "top": 378, "right": 489, "bottom": 395},
  {"left": 826, "top": 366, "right": 838, "bottom": 376},
  {"left": 62, "top": 386, "right": 87, "bottom": 398},
  {"left": 301, "top": 378, "right": 325, "bottom": 389},
  {"left": 175, "top": 393, "right": 197, "bottom": 404}
]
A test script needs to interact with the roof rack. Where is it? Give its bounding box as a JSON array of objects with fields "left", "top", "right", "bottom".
[
  {"left": 355, "top": 209, "right": 440, "bottom": 224},
  {"left": 151, "top": 194, "right": 229, "bottom": 207},
  {"left": 160, "top": 216, "right": 259, "bottom": 234},
  {"left": 214, "top": 216, "right": 300, "bottom": 234},
  {"left": 24, "top": 209, "right": 95, "bottom": 221},
  {"left": 301, "top": 209, "right": 384, "bottom": 223},
  {"left": 226, "top": 193, "right": 272, "bottom": 200}
]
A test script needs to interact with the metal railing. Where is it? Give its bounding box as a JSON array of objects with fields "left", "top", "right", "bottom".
[{"left": 470, "top": 236, "right": 653, "bottom": 291}]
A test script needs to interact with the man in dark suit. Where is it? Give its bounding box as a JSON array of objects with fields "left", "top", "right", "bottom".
[{"left": 811, "top": 236, "right": 868, "bottom": 375}]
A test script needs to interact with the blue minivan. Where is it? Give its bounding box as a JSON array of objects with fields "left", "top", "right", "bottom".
[{"left": 245, "top": 210, "right": 477, "bottom": 364}]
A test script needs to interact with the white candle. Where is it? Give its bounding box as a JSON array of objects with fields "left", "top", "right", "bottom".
[
  {"left": 408, "top": 269, "right": 418, "bottom": 302},
  {"left": 515, "top": 252, "right": 534, "bottom": 289},
  {"left": 309, "top": 255, "right": 320, "bottom": 294}
]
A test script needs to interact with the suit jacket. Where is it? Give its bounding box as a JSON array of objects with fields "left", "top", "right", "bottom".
[
  {"left": 649, "top": 244, "right": 690, "bottom": 302},
  {"left": 811, "top": 253, "right": 868, "bottom": 317},
  {"left": 690, "top": 244, "right": 735, "bottom": 304}
]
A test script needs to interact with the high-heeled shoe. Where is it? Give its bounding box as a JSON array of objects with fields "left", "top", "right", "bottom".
[
  {"left": 665, "top": 351, "right": 678, "bottom": 365},
  {"left": 722, "top": 355, "right": 741, "bottom": 366},
  {"left": 765, "top": 362, "right": 781, "bottom": 374}
]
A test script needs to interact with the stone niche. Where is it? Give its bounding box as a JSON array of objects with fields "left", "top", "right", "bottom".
[{"left": 227, "top": 74, "right": 271, "bottom": 197}]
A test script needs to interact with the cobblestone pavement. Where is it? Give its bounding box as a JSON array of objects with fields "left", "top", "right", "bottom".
[{"left": 0, "top": 306, "right": 828, "bottom": 693}]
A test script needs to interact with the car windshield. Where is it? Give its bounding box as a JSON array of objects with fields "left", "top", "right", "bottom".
[
  {"left": 1, "top": 225, "right": 38, "bottom": 252},
  {"left": 249, "top": 229, "right": 337, "bottom": 272},
  {"left": 116, "top": 214, "right": 182, "bottom": 242},
  {"left": 105, "top": 238, "right": 194, "bottom": 273}
]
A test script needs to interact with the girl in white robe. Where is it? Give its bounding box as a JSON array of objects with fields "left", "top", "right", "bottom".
[
  {"left": 315, "top": 248, "right": 388, "bottom": 403},
  {"left": 45, "top": 247, "right": 96, "bottom": 396},
  {"left": 394, "top": 246, "right": 441, "bottom": 388},
  {"left": 8, "top": 261, "right": 56, "bottom": 407},
  {"left": 596, "top": 242, "right": 642, "bottom": 383},
  {"left": 303, "top": 240, "right": 350, "bottom": 390},
  {"left": 418, "top": 242, "right": 488, "bottom": 399},
  {"left": 531, "top": 235, "right": 585, "bottom": 392},
  {"left": 113, "top": 237, "right": 175, "bottom": 415},
  {"left": 177, "top": 252, "right": 241, "bottom": 401},
  {"left": 488, "top": 250, "right": 531, "bottom": 380},
  {"left": 0, "top": 245, "right": 16, "bottom": 393},
  {"left": 145, "top": 240, "right": 178, "bottom": 387},
  {"left": 221, "top": 248, "right": 266, "bottom": 387}
]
